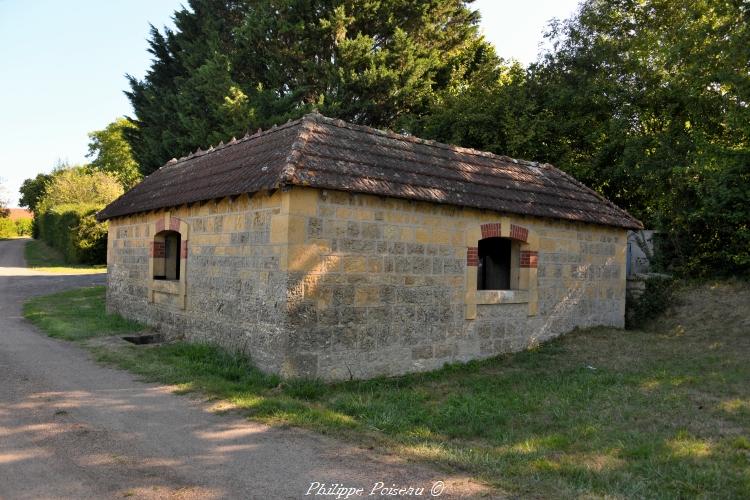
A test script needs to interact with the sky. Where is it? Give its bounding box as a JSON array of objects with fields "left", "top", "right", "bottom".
[{"left": 0, "top": 0, "right": 580, "bottom": 207}]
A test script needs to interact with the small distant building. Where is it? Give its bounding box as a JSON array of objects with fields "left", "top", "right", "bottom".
[{"left": 98, "top": 113, "right": 642, "bottom": 380}]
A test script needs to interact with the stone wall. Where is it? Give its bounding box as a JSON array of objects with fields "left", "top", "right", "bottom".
[
  {"left": 283, "top": 187, "right": 627, "bottom": 380},
  {"left": 106, "top": 186, "right": 627, "bottom": 380},
  {"left": 106, "top": 191, "right": 290, "bottom": 374}
]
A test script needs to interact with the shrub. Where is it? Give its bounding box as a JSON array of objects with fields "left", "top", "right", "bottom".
[
  {"left": 626, "top": 275, "right": 676, "bottom": 329},
  {"left": 75, "top": 213, "right": 108, "bottom": 263},
  {"left": 36, "top": 203, "right": 107, "bottom": 264},
  {"left": 0, "top": 217, "right": 34, "bottom": 238},
  {"left": 15, "top": 218, "right": 32, "bottom": 236},
  {"left": 0, "top": 217, "right": 15, "bottom": 238}
]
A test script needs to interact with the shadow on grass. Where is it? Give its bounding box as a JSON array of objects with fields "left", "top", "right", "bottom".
[
  {"left": 93, "top": 326, "right": 750, "bottom": 498},
  {"left": 27, "top": 283, "right": 750, "bottom": 498}
]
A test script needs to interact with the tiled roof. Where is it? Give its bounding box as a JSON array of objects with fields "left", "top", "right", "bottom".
[{"left": 97, "top": 113, "right": 642, "bottom": 229}]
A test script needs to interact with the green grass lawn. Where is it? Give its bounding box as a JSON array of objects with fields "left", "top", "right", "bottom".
[
  {"left": 25, "top": 282, "right": 750, "bottom": 498},
  {"left": 23, "top": 286, "right": 143, "bottom": 340},
  {"left": 24, "top": 239, "right": 107, "bottom": 274}
]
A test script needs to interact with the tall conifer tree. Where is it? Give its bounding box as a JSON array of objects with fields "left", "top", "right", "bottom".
[{"left": 126, "top": 0, "right": 494, "bottom": 175}]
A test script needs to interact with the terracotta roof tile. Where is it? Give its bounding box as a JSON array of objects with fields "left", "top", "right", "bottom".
[{"left": 97, "top": 113, "right": 642, "bottom": 229}]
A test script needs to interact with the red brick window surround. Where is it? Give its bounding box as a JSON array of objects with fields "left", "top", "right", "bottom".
[
  {"left": 466, "top": 247, "right": 479, "bottom": 266},
  {"left": 465, "top": 222, "right": 539, "bottom": 318},
  {"left": 480, "top": 223, "right": 501, "bottom": 239},
  {"left": 148, "top": 215, "right": 189, "bottom": 310},
  {"left": 510, "top": 224, "right": 529, "bottom": 242},
  {"left": 520, "top": 250, "right": 538, "bottom": 268},
  {"left": 468, "top": 222, "right": 535, "bottom": 291}
]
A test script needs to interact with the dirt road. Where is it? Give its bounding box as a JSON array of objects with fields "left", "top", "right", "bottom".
[{"left": 0, "top": 239, "right": 487, "bottom": 499}]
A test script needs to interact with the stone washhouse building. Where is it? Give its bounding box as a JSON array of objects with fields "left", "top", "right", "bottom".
[{"left": 98, "top": 113, "right": 642, "bottom": 380}]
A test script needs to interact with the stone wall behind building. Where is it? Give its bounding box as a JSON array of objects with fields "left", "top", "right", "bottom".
[{"left": 106, "top": 186, "right": 627, "bottom": 380}]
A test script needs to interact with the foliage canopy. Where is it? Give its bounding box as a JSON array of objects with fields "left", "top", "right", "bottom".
[
  {"left": 22, "top": 167, "right": 123, "bottom": 264},
  {"left": 61, "top": 0, "right": 750, "bottom": 277},
  {"left": 125, "top": 0, "right": 496, "bottom": 175},
  {"left": 38, "top": 167, "right": 123, "bottom": 211},
  {"left": 87, "top": 117, "right": 142, "bottom": 189},
  {"left": 415, "top": 0, "right": 750, "bottom": 276},
  {"left": 19, "top": 173, "right": 53, "bottom": 213}
]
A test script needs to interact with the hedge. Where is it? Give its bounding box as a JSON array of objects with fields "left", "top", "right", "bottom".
[
  {"left": 0, "top": 217, "right": 15, "bottom": 238},
  {"left": 15, "top": 218, "right": 32, "bottom": 236},
  {"left": 0, "top": 217, "right": 34, "bottom": 238},
  {"left": 36, "top": 203, "right": 107, "bottom": 264}
]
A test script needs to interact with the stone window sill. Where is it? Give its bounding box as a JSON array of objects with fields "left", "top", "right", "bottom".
[
  {"left": 151, "top": 279, "right": 181, "bottom": 294},
  {"left": 475, "top": 289, "right": 529, "bottom": 305}
]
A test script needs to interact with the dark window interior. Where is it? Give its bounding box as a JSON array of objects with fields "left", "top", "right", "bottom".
[
  {"left": 154, "top": 231, "right": 181, "bottom": 281},
  {"left": 477, "top": 237, "right": 511, "bottom": 290}
]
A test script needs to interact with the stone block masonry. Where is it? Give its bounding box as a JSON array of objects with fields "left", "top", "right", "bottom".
[
  {"left": 106, "top": 186, "right": 627, "bottom": 381},
  {"left": 107, "top": 191, "right": 290, "bottom": 374}
]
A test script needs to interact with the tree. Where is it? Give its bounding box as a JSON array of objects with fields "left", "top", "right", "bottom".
[
  {"left": 529, "top": 0, "right": 750, "bottom": 276},
  {"left": 125, "top": 0, "right": 495, "bottom": 175},
  {"left": 123, "top": 0, "right": 749, "bottom": 276},
  {"left": 19, "top": 173, "right": 53, "bottom": 213},
  {"left": 86, "top": 118, "right": 142, "bottom": 189},
  {"left": 38, "top": 167, "right": 123, "bottom": 210},
  {"left": 411, "top": 57, "right": 546, "bottom": 161},
  {"left": 412, "top": 0, "right": 749, "bottom": 276},
  {"left": 26, "top": 166, "right": 120, "bottom": 263}
]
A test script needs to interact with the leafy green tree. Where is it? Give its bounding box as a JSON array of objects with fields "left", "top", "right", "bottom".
[
  {"left": 19, "top": 173, "right": 53, "bottom": 213},
  {"left": 529, "top": 0, "right": 750, "bottom": 276},
  {"left": 411, "top": 56, "right": 547, "bottom": 161},
  {"left": 32, "top": 167, "right": 122, "bottom": 261},
  {"left": 38, "top": 167, "right": 123, "bottom": 210},
  {"left": 86, "top": 118, "right": 142, "bottom": 189},
  {"left": 422, "top": 0, "right": 749, "bottom": 276},
  {"left": 126, "top": 0, "right": 494, "bottom": 175},
  {"left": 123, "top": 0, "right": 749, "bottom": 276}
]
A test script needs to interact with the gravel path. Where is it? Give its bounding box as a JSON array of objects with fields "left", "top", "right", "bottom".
[{"left": 0, "top": 238, "right": 489, "bottom": 499}]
